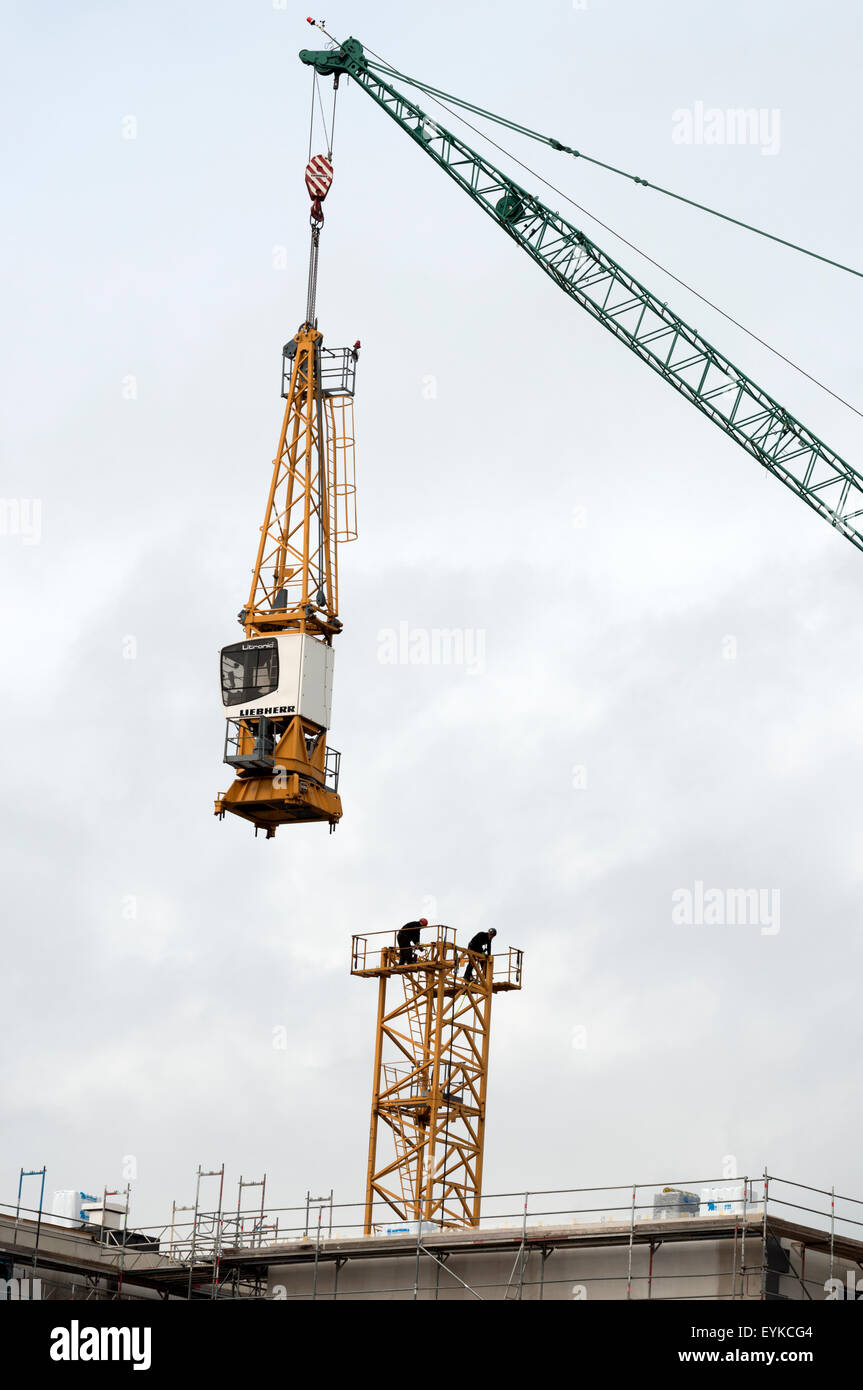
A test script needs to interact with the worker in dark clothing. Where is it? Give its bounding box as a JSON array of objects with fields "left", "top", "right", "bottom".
[
  {"left": 463, "top": 927, "right": 497, "bottom": 982},
  {"left": 397, "top": 917, "right": 428, "bottom": 965}
]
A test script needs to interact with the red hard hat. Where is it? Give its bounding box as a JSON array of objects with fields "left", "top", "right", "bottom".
[{"left": 419, "top": 917, "right": 428, "bottom": 926}]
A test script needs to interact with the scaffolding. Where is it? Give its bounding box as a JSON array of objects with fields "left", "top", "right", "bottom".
[
  {"left": 12, "top": 1166, "right": 45, "bottom": 1284},
  {"left": 165, "top": 1168, "right": 277, "bottom": 1299},
  {"left": 351, "top": 925, "right": 523, "bottom": 1234},
  {"left": 249, "top": 1171, "right": 863, "bottom": 1301},
  {"left": 2, "top": 1170, "right": 862, "bottom": 1301},
  {"left": 186, "top": 1164, "right": 225, "bottom": 1300}
]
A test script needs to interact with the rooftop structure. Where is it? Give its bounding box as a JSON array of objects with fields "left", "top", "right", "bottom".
[{"left": 3, "top": 1172, "right": 861, "bottom": 1302}]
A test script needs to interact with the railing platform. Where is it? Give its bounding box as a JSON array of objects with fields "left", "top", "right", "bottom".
[{"left": 350, "top": 926, "right": 522, "bottom": 992}]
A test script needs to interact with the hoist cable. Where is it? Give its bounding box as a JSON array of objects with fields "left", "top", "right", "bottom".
[
  {"left": 314, "top": 71, "right": 332, "bottom": 155},
  {"left": 306, "top": 69, "right": 317, "bottom": 163},
  {"left": 329, "top": 78, "right": 339, "bottom": 161}
]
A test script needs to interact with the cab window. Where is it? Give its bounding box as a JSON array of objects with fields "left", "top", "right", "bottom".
[{"left": 220, "top": 641, "right": 279, "bottom": 707}]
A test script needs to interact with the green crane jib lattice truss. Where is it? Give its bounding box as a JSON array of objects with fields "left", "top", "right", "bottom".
[{"left": 301, "top": 37, "right": 863, "bottom": 552}]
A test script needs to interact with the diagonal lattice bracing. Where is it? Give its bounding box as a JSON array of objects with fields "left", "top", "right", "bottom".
[{"left": 353, "top": 927, "right": 523, "bottom": 1232}]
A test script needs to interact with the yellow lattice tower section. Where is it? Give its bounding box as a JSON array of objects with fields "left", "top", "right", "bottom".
[
  {"left": 214, "top": 325, "right": 358, "bottom": 836},
  {"left": 351, "top": 926, "right": 523, "bottom": 1233}
]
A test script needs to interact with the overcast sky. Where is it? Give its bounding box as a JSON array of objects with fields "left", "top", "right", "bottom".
[{"left": 3, "top": 0, "right": 863, "bottom": 1237}]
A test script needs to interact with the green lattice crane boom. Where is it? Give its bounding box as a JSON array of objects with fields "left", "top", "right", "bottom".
[{"left": 300, "top": 36, "right": 863, "bottom": 552}]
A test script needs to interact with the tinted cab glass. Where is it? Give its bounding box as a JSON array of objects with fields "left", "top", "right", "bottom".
[{"left": 221, "top": 640, "right": 279, "bottom": 707}]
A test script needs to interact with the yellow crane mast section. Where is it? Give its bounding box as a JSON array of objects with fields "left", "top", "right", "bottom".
[
  {"left": 352, "top": 926, "right": 523, "bottom": 1232},
  {"left": 214, "top": 322, "right": 358, "bottom": 837}
]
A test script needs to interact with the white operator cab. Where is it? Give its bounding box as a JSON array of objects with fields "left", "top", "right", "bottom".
[{"left": 219, "top": 633, "right": 335, "bottom": 771}]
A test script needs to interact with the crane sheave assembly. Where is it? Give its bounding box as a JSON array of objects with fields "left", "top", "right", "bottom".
[
  {"left": 300, "top": 34, "right": 863, "bottom": 554},
  {"left": 214, "top": 151, "right": 359, "bottom": 838}
]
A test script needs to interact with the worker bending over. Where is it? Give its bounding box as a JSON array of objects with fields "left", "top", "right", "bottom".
[
  {"left": 463, "top": 928, "right": 497, "bottom": 982},
  {"left": 397, "top": 917, "right": 428, "bottom": 965}
]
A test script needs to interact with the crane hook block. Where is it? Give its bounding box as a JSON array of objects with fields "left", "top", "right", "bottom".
[{"left": 305, "top": 154, "right": 333, "bottom": 202}]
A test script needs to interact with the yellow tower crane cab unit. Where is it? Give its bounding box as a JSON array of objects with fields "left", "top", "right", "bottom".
[{"left": 214, "top": 153, "right": 359, "bottom": 838}]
